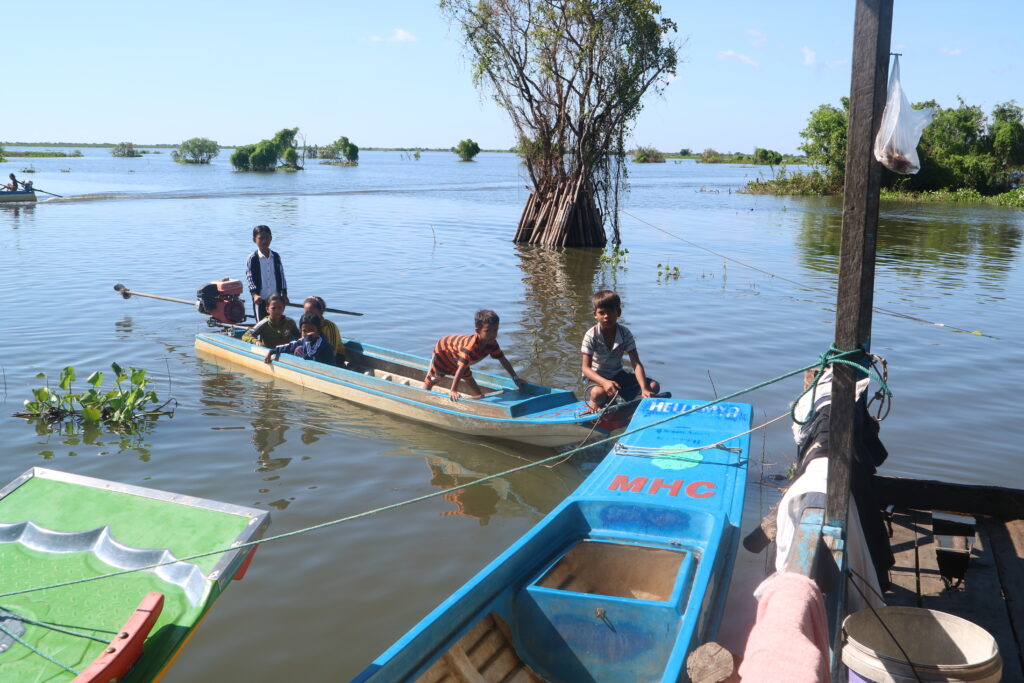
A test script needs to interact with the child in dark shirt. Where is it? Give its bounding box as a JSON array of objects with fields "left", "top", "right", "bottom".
[
  {"left": 243, "top": 294, "right": 298, "bottom": 348},
  {"left": 264, "top": 313, "right": 335, "bottom": 365}
]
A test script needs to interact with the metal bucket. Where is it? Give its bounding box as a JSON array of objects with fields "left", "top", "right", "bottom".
[{"left": 842, "top": 607, "right": 1001, "bottom": 682}]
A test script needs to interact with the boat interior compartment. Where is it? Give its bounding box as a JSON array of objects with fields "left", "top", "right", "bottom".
[{"left": 534, "top": 539, "right": 693, "bottom": 602}]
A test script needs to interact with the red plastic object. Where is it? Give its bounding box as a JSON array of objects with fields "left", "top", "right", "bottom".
[{"left": 72, "top": 592, "right": 164, "bottom": 683}]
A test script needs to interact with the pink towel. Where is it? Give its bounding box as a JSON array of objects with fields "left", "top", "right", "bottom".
[{"left": 738, "top": 572, "right": 830, "bottom": 683}]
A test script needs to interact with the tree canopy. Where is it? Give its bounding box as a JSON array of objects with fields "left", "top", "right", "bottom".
[
  {"left": 230, "top": 128, "right": 302, "bottom": 171},
  {"left": 453, "top": 138, "right": 480, "bottom": 161},
  {"left": 442, "top": 0, "right": 678, "bottom": 244},
  {"left": 785, "top": 96, "right": 1024, "bottom": 196},
  {"left": 172, "top": 137, "right": 219, "bottom": 164},
  {"left": 111, "top": 142, "right": 142, "bottom": 158}
]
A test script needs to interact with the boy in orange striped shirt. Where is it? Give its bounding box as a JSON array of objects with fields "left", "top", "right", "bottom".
[{"left": 423, "top": 310, "right": 527, "bottom": 401}]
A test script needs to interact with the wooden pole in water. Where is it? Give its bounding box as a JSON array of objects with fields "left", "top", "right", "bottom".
[{"left": 827, "top": 0, "right": 892, "bottom": 541}]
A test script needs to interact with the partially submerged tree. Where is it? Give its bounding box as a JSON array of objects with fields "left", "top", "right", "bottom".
[
  {"left": 172, "top": 137, "right": 220, "bottom": 164},
  {"left": 111, "top": 142, "right": 142, "bottom": 158},
  {"left": 332, "top": 136, "right": 359, "bottom": 163},
  {"left": 453, "top": 138, "right": 481, "bottom": 161},
  {"left": 230, "top": 127, "right": 302, "bottom": 171},
  {"left": 632, "top": 146, "right": 665, "bottom": 163},
  {"left": 442, "top": 0, "right": 677, "bottom": 246}
]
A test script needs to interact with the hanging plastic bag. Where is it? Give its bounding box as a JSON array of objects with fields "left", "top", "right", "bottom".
[{"left": 873, "top": 56, "right": 934, "bottom": 175}]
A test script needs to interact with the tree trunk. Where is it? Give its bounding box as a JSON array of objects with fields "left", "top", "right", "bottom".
[{"left": 513, "top": 174, "right": 607, "bottom": 247}]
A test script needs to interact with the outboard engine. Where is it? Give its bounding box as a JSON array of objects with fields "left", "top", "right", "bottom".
[{"left": 196, "top": 278, "right": 246, "bottom": 324}]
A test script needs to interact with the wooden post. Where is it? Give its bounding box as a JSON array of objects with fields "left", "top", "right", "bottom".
[{"left": 826, "top": 0, "right": 892, "bottom": 530}]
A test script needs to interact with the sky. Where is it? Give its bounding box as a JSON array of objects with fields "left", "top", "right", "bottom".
[{"left": 3, "top": 1, "right": 1020, "bottom": 154}]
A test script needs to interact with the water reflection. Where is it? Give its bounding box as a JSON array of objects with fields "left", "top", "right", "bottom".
[
  {"left": 194, "top": 346, "right": 584, "bottom": 520},
  {"left": 0, "top": 202, "right": 36, "bottom": 226},
  {"left": 512, "top": 245, "right": 603, "bottom": 390},
  {"left": 27, "top": 417, "right": 153, "bottom": 461},
  {"left": 795, "top": 200, "right": 1022, "bottom": 282}
]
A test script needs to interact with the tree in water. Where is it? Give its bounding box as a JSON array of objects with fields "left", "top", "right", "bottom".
[
  {"left": 230, "top": 127, "right": 302, "bottom": 171},
  {"left": 442, "top": 0, "right": 677, "bottom": 246},
  {"left": 453, "top": 138, "right": 481, "bottom": 161},
  {"left": 173, "top": 137, "right": 220, "bottom": 164}
]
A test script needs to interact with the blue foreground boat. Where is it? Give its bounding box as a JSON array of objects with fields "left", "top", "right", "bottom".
[{"left": 354, "top": 397, "right": 752, "bottom": 682}]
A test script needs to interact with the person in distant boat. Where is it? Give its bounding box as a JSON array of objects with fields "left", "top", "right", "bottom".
[
  {"left": 242, "top": 294, "right": 298, "bottom": 348},
  {"left": 580, "top": 290, "right": 659, "bottom": 411},
  {"left": 245, "top": 224, "right": 288, "bottom": 321},
  {"left": 423, "top": 309, "right": 526, "bottom": 402},
  {"left": 264, "top": 313, "right": 334, "bottom": 365},
  {"left": 302, "top": 296, "right": 344, "bottom": 364}
]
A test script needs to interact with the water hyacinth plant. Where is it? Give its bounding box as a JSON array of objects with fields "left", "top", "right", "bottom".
[{"left": 16, "top": 363, "right": 175, "bottom": 433}]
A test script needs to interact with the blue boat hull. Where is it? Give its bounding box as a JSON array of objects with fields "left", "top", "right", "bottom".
[
  {"left": 195, "top": 333, "right": 649, "bottom": 447},
  {"left": 355, "top": 397, "right": 752, "bottom": 682}
]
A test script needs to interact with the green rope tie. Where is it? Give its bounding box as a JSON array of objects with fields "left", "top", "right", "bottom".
[
  {"left": 0, "top": 348, "right": 889, "bottom": 601},
  {"left": 790, "top": 345, "right": 893, "bottom": 426},
  {"left": 0, "top": 607, "right": 110, "bottom": 643},
  {"left": 0, "top": 621, "right": 80, "bottom": 675}
]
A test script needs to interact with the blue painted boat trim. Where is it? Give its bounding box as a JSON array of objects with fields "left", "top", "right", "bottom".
[
  {"left": 353, "top": 397, "right": 752, "bottom": 682},
  {"left": 195, "top": 333, "right": 611, "bottom": 429}
]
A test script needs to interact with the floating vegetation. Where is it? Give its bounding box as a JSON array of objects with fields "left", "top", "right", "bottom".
[
  {"left": 14, "top": 363, "right": 175, "bottom": 434},
  {"left": 656, "top": 263, "right": 681, "bottom": 282},
  {"left": 60, "top": 168, "right": 71, "bottom": 173},
  {"left": 599, "top": 246, "right": 629, "bottom": 270}
]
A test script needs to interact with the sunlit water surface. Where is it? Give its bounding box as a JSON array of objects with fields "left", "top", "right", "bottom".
[{"left": 1, "top": 148, "right": 1022, "bottom": 680}]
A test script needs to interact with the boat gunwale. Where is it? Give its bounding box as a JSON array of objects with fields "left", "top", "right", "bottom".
[
  {"left": 0, "top": 467, "right": 270, "bottom": 592},
  {"left": 195, "top": 333, "right": 607, "bottom": 428}
]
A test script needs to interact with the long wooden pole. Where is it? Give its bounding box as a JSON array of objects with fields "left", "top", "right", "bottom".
[{"left": 826, "top": 0, "right": 892, "bottom": 530}]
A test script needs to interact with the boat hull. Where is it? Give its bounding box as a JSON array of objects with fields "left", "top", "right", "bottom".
[
  {"left": 0, "top": 467, "right": 269, "bottom": 682},
  {"left": 195, "top": 333, "right": 639, "bottom": 448},
  {"left": 0, "top": 190, "right": 36, "bottom": 203},
  {"left": 354, "top": 397, "right": 752, "bottom": 682}
]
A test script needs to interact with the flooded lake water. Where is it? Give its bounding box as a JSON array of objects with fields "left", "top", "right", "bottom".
[{"left": 1, "top": 147, "right": 1022, "bottom": 680}]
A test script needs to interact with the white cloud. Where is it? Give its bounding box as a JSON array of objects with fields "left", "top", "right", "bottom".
[
  {"left": 370, "top": 28, "right": 417, "bottom": 43},
  {"left": 801, "top": 46, "right": 817, "bottom": 68},
  {"left": 939, "top": 47, "right": 963, "bottom": 56},
  {"left": 745, "top": 28, "right": 767, "bottom": 47},
  {"left": 717, "top": 50, "right": 760, "bottom": 68}
]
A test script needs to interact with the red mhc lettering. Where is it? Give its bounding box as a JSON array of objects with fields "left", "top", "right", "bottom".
[
  {"left": 607, "top": 475, "right": 716, "bottom": 499},
  {"left": 608, "top": 475, "right": 648, "bottom": 493}
]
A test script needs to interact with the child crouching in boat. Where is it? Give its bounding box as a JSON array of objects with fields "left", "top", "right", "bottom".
[
  {"left": 581, "top": 290, "right": 659, "bottom": 411},
  {"left": 264, "top": 313, "right": 335, "bottom": 365},
  {"left": 302, "top": 296, "right": 344, "bottom": 365},
  {"left": 423, "top": 309, "right": 526, "bottom": 402},
  {"left": 243, "top": 294, "right": 298, "bottom": 348}
]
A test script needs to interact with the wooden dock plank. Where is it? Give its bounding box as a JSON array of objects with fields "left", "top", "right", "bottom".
[
  {"left": 884, "top": 509, "right": 1023, "bottom": 681},
  {"left": 912, "top": 509, "right": 947, "bottom": 599},
  {"left": 886, "top": 510, "right": 919, "bottom": 607},
  {"left": 985, "top": 518, "right": 1024, "bottom": 678}
]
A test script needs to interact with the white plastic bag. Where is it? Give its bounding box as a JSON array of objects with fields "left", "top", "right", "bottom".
[{"left": 873, "top": 56, "right": 934, "bottom": 175}]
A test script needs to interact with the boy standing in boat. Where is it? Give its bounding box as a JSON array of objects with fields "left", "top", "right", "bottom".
[
  {"left": 243, "top": 294, "right": 298, "bottom": 348},
  {"left": 581, "top": 290, "right": 659, "bottom": 411},
  {"left": 423, "top": 310, "right": 526, "bottom": 401},
  {"left": 246, "top": 224, "right": 288, "bottom": 321}
]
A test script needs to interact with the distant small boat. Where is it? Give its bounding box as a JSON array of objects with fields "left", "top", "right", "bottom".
[
  {"left": 0, "top": 466, "right": 269, "bottom": 682},
  {"left": 353, "top": 397, "right": 752, "bottom": 683},
  {"left": 0, "top": 190, "right": 36, "bottom": 203},
  {"left": 195, "top": 332, "right": 656, "bottom": 448}
]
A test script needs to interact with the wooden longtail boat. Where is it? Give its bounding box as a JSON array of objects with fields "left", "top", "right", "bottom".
[
  {"left": 0, "top": 190, "right": 37, "bottom": 203},
  {"left": 195, "top": 332, "right": 654, "bottom": 448},
  {"left": 353, "top": 397, "right": 752, "bottom": 682},
  {"left": 0, "top": 467, "right": 268, "bottom": 682}
]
